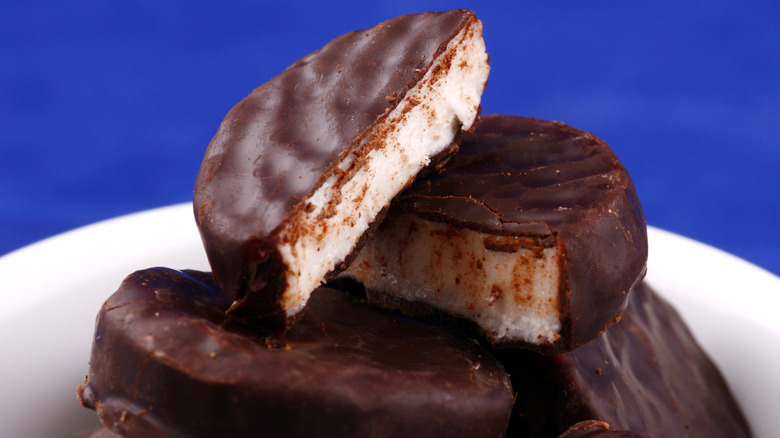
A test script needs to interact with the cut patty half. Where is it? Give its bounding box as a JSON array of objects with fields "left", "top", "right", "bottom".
[
  {"left": 342, "top": 115, "right": 648, "bottom": 353},
  {"left": 193, "top": 10, "right": 490, "bottom": 331}
]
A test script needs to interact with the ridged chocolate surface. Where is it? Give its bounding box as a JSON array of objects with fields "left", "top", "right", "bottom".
[
  {"left": 391, "top": 114, "right": 648, "bottom": 350},
  {"left": 494, "top": 282, "right": 751, "bottom": 437},
  {"left": 193, "top": 10, "right": 478, "bottom": 323},
  {"left": 78, "top": 268, "right": 513, "bottom": 438}
]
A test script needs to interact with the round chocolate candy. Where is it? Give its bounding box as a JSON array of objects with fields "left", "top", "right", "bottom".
[
  {"left": 496, "top": 282, "right": 751, "bottom": 437},
  {"left": 193, "top": 10, "right": 490, "bottom": 332},
  {"left": 344, "top": 115, "right": 648, "bottom": 353},
  {"left": 78, "top": 268, "right": 513, "bottom": 437}
]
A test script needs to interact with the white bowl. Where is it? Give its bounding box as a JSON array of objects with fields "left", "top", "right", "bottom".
[{"left": 0, "top": 204, "right": 777, "bottom": 437}]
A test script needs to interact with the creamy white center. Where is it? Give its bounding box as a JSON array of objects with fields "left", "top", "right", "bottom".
[
  {"left": 345, "top": 214, "right": 563, "bottom": 345},
  {"left": 276, "top": 19, "right": 490, "bottom": 316}
]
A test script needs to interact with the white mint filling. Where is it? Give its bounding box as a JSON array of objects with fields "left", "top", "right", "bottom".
[
  {"left": 276, "top": 19, "right": 490, "bottom": 316},
  {"left": 345, "top": 214, "right": 563, "bottom": 345}
]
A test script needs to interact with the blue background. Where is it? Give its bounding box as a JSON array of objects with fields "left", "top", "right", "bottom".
[{"left": 2, "top": 1, "right": 778, "bottom": 276}]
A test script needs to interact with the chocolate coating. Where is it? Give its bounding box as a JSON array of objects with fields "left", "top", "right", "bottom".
[
  {"left": 193, "top": 10, "right": 481, "bottom": 327},
  {"left": 557, "top": 421, "right": 655, "bottom": 438},
  {"left": 71, "top": 428, "right": 122, "bottom": 438},
  {"left": 494, "top": 282, "right": 751, "bottom": 437},
  {"left": 380, "top": 114, "right": 648, "bottom": 351},
  {"left": 78, "top": 268, "right": 513, "bottom": 438}
]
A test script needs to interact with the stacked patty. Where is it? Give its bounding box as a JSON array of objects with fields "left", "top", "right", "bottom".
[{"left": 342, "top": 115, "right": 647, "bottom": 353}]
